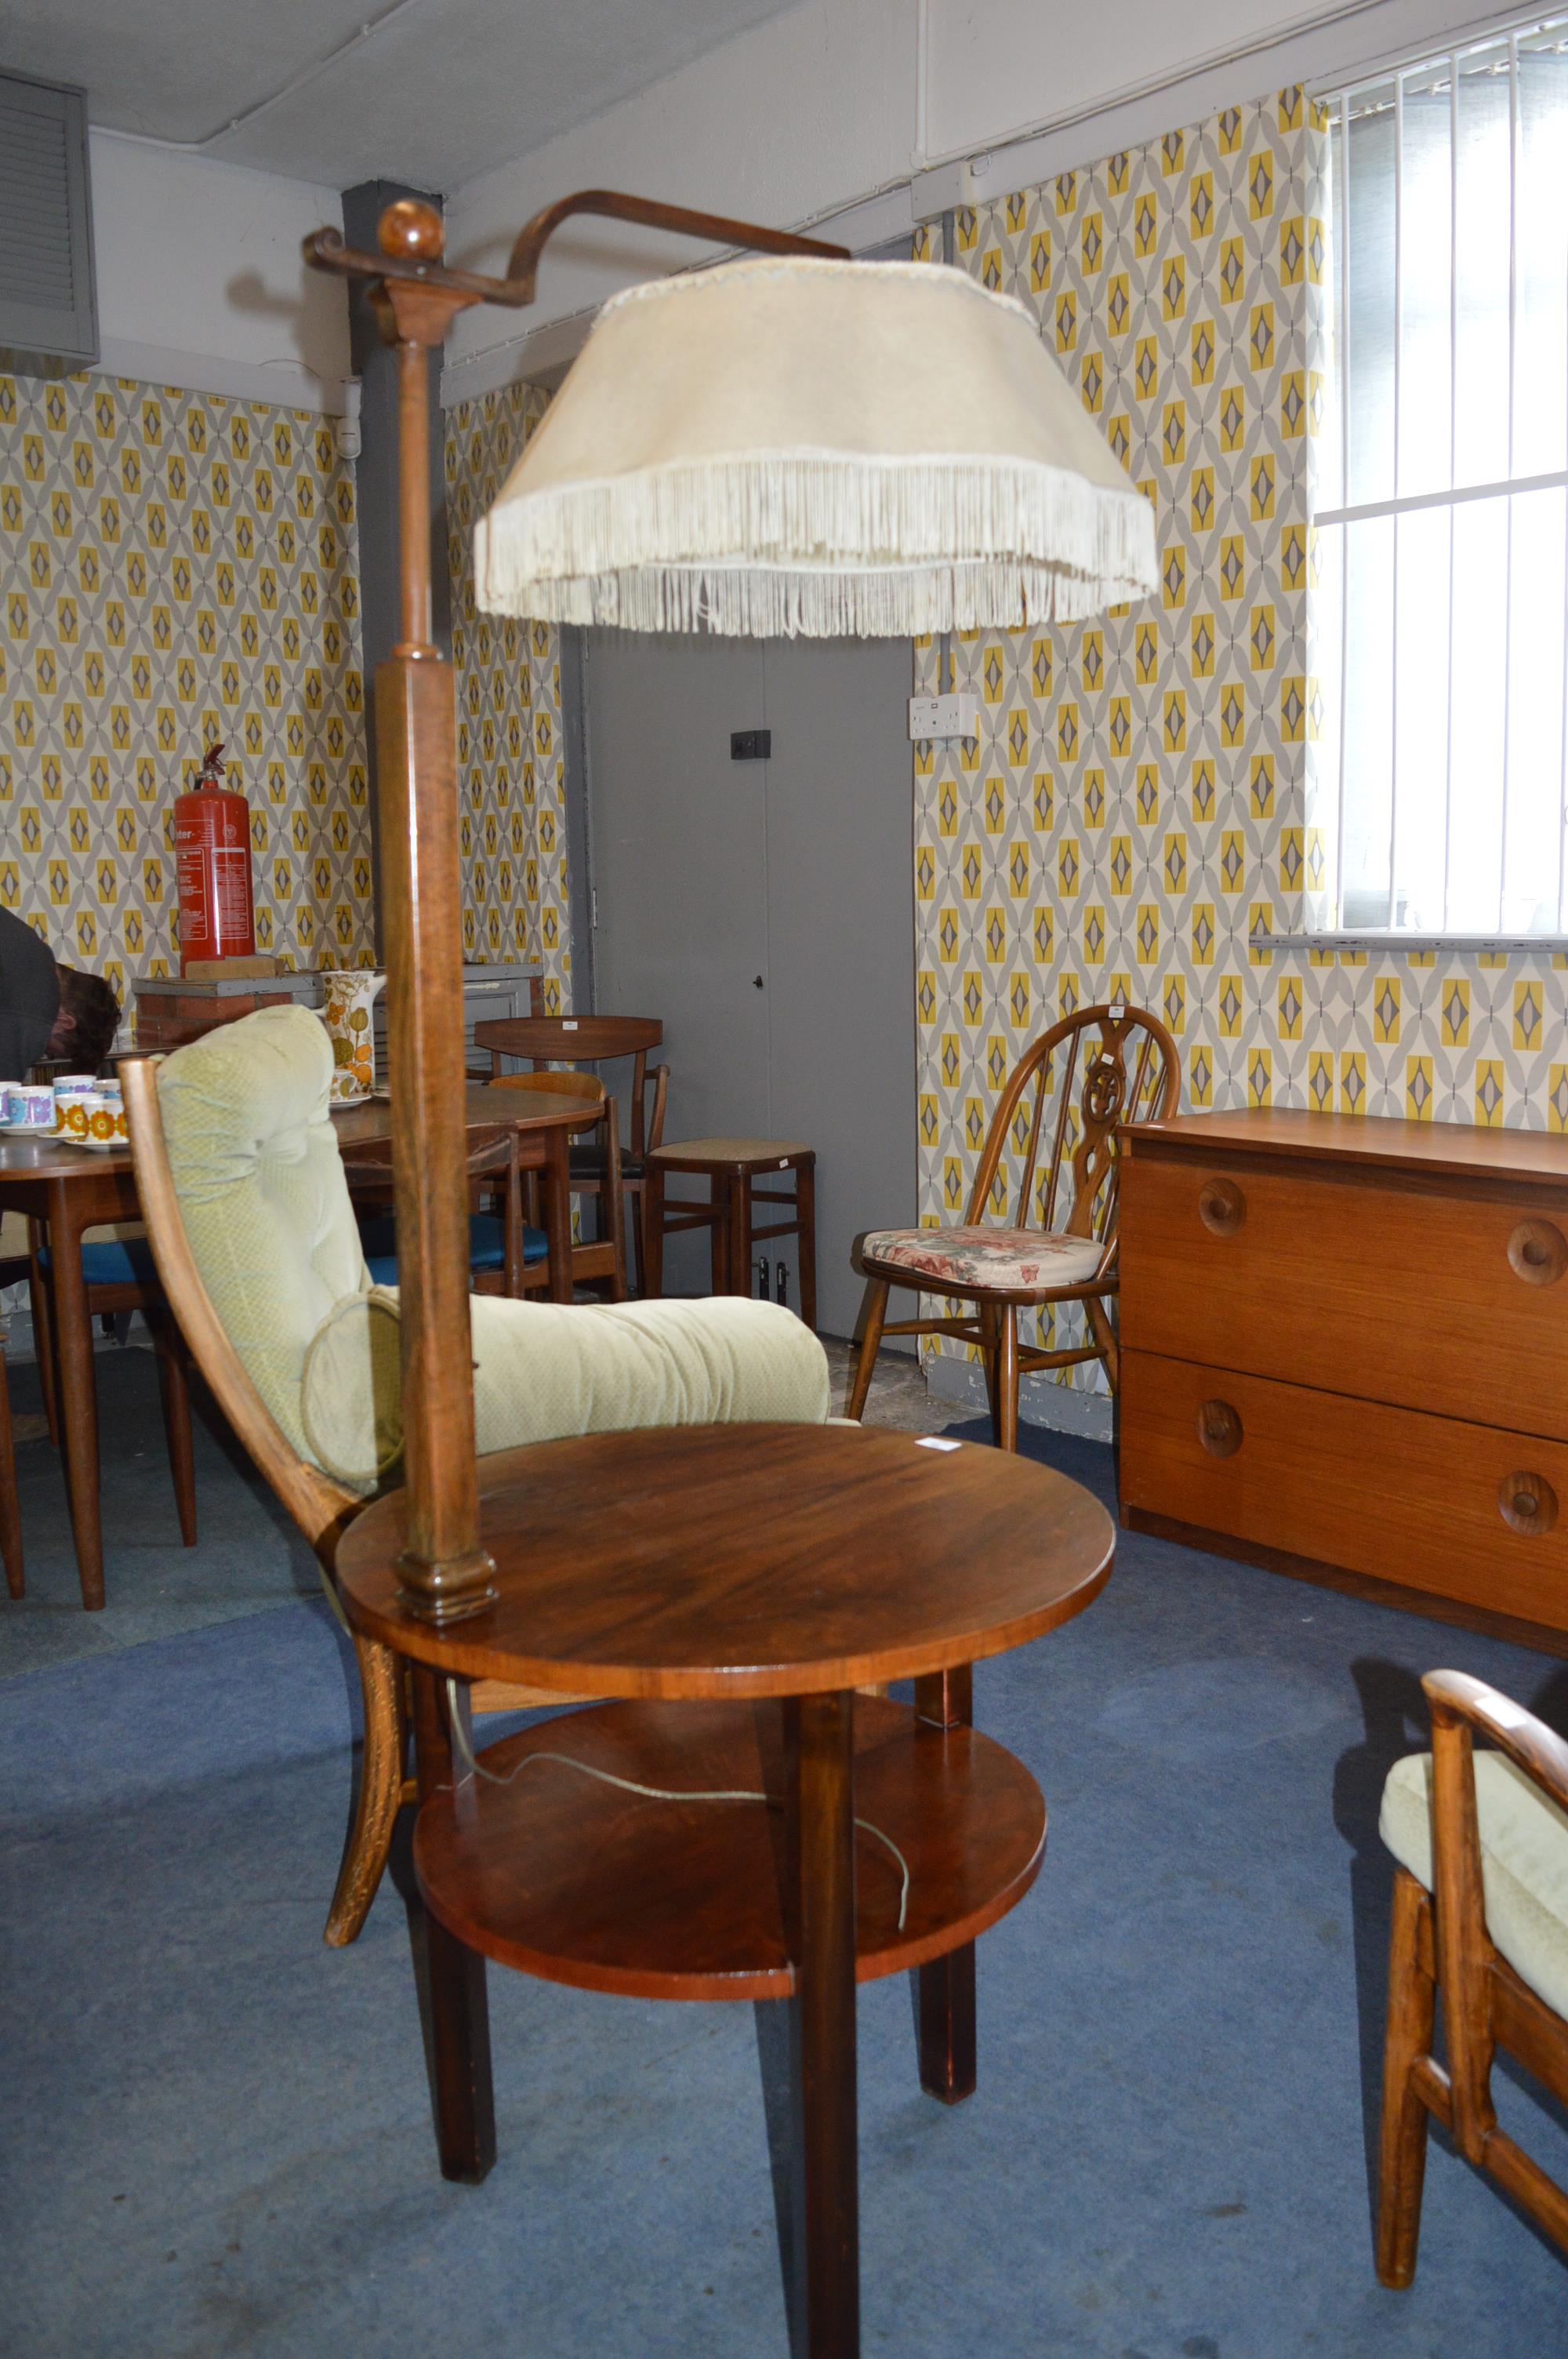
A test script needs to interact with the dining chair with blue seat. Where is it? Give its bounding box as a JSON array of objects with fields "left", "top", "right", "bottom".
[
  {"left": 343, "top": 1087, "right": 619, "bottom": 1300},
  {"left": 475, "top": 1016, "right": 657, "bottom": 1293},
  {"left": 342, "top": 1122, "right": 537, "bottom": 1296},
  {"left": 485, "top": 1068, "right": 627, "bottom": 1299},
  {"left": 354, "top": 1211, "right": 550, "bottom": 1292}
]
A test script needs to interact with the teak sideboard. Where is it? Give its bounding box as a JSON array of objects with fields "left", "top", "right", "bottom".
[{"left": 1117, "top": 1109, "right": 1568, "bottom": 1652}]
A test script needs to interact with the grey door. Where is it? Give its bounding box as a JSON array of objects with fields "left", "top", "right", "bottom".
[{"left": 583, "top": 630, "right": 916, "bottom": 1334}]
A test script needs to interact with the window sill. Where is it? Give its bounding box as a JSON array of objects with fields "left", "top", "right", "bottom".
[{"left": 1254, "top": 931, "right": 1568, "bottom": 954}]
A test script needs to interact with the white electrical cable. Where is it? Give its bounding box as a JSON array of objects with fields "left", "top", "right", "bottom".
[{"left": 445, "top": 1681, "right": 911, "bottom": 1932}]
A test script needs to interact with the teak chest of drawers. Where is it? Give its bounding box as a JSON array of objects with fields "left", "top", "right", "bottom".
[{"left": 1117, "top": 1109, "right": 1568, "bottom": 1651}]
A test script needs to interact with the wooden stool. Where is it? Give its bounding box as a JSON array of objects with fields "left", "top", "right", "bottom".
[{"left": 644, "top": 1138, "right": 816, "bottom": 1328}]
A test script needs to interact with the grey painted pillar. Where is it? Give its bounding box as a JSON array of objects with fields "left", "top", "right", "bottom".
[
  {"left": 558, "top": 625, "right": 595, "bottom": 1011},
  {"left": 341, "top": 180, "right": 452, "bottom": 945}
]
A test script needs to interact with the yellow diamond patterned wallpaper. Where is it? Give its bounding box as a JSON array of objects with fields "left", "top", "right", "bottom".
[
  {"left": 445, "top": 382, "right": 571, "bottom": 1009},
  {"left": 0, "top": 372, "right": 372, "bottom": 1005},
  {"left": 915, "top": 87, "right": 1568, "bottom": 1394}
]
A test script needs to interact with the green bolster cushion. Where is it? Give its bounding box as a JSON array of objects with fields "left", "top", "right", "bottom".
[{"left": 299, "top": 1287, "right": 832, "bottom": 1492}]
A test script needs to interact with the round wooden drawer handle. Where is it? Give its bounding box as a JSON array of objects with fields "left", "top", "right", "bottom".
[
  {"left": 1198, "top": 1399, "right": 1243, "bottom": 1459},
  {"left": 1499, "top": 1473, "right": 1558, "bottom": 1536},
  {"left": 1198, "top": 1178, "right": 1245, "bottom": 1238},
  {"left": 1508, "top": 1219, "right": 1567, "bottom": 1286}
]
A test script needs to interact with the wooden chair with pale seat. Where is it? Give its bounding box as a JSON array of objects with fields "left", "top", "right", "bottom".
[
  {"left": 120, "top": 1005, "right": 830, "bottom": 1946},
  {"left": 474, "top": 1015, "right": 662, "bottom": 1291},
  {"left": 848, "top": 1002, "right": 1178, "bottom": 1450},
  {"left": 1377, "top": 1667, "right": 1568, "bottom": 2281}
]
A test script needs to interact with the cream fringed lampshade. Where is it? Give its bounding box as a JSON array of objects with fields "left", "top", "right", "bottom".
[{"left": 475, "top": 257, "right": 1156, "bottom": 636}]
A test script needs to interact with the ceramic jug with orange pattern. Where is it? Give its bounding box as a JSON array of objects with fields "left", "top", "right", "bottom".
[{"left": 320, "top": 969, "right": 387, "bottom": 1105}]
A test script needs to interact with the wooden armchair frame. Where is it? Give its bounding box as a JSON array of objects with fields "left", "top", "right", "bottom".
[
  {"left": 1378, "top": 1667, "right": 1568, "bottom": 2282},
  {"left": 119, "top": 1052, "right": 570, "bottom": 1947},
  {"left": 850, "top": 1002, "right": 1178, "bottom": 1448}
]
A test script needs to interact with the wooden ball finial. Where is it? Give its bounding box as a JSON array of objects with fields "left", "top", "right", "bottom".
[{"left": 379, "top": 199, "right": 444, "bottom": 263}]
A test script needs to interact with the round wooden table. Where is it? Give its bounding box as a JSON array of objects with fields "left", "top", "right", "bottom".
[{"left": 337, "top": 1420, "right": 1114, "bottom": 2359}]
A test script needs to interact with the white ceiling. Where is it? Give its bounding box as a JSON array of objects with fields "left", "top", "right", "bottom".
[{"left": 2, "top": 0, "right": 802, "bottom": 191}]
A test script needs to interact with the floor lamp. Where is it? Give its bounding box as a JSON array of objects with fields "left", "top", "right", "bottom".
[
  {"left": 304, "top": 190, "right": 1154, "bottom": 1628},
  {"left": 307, "top": 191, "right": 1152, "bottom": 2358}
]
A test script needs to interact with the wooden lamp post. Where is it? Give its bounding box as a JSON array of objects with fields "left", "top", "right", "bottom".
[
  {"left": 309, "top": 193, "right": 1155, "bottom": 1629},
  {"left": 306, "top": 194, "right": 849, "bottom": 1623},
  {"left": 308, "top": 195, "right": 1151, "bottom": 2355}
]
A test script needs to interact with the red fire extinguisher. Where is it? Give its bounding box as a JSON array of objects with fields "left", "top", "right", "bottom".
[{"left": 173, "top": 740, "right": 256, "bottom": 973}]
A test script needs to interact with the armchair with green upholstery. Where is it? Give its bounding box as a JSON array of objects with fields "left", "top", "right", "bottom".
[{"left": 123, "top": 1005, "right": 829, "bottom": 1943}]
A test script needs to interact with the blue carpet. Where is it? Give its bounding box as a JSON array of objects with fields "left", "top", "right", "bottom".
[
  {"left": 2, "top": 1349, "right": 318, "bottom": 1680},
  {"left": 5, "top": 1389, "right": 1568, "bottom": 2356}
]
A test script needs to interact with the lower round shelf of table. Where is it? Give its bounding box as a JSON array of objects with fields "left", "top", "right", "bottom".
[{"left": 415, "top": 1693, "right": 1047, "bottom": 2001}]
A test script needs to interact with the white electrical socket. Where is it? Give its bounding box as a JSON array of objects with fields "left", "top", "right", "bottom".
[{"left": 908, "top": 692, "right": 979, "bottom": 742}]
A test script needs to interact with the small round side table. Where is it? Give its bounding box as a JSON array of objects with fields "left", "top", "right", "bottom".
[{"left": 336, "top": 1419, "right": 1113, "bottom": 2359}]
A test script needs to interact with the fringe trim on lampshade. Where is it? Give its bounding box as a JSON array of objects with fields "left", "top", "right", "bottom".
[{"left": 475, "top": 453, "right": 1156, "bottom": 634}]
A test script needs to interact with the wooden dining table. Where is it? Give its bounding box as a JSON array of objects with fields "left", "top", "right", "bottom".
[
  {"left": 0, "top": 1129, "right": 143, "bottom": 1610},
  {"left": 1, "top": 1081, "right": 602, "bottom": 1611}
]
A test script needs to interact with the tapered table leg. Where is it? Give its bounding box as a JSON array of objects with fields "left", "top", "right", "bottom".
[
  {"left": 784, "top": 1688, "right": 858, "bottom": 2359},
  {"left": 0, "top": 1352, "right": 23, "bottom": 1599},
  {"left": 410, "top": 1666, "right": 496, "bottom": 2183},
  {"left": 539, "top": 1129, "right": 575, "bottom": 1303},
  {"left": 50, "top": 1191, "right": 104, "bottom": 1610},
  {"left": 913, "top": 1666, "right": 976, "bottom": 2104}
]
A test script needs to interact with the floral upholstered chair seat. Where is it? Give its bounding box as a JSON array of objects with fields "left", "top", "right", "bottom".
[{"left": 861, "top": 1224, "right": 1105, "bottom": 1294}]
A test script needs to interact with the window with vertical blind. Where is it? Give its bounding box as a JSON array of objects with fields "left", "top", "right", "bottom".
[{"left": 1313, "top": 16, "right": 1568, "bottom": 940}]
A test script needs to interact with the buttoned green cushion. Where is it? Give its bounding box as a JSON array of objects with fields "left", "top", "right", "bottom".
[
  {"left": 157, "top": 1005, "right": 368, "bottom": 1465},
  {"left": 1381, "top": 1749, "right": 1568, "bottom": 2019}
]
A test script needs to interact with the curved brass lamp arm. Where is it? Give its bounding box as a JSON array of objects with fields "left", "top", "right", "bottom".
[
  {"left": 303, "top": 188, "right": 847, "bottom": 311},
  {"left": 303, "top": 226, "right": 528, "bottom": 306},
  {"left": 503, "top": 187, "right": 848, "bottom": 288}
]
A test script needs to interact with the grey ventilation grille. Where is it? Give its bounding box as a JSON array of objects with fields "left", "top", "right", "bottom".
[{"left": 0, "top": 72, "right": 96, "bottom": 366}]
